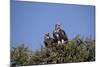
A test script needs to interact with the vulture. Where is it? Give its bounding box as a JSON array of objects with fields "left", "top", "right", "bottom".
[
  {"left": 44, "top": 32, "right": 54, "bottom": 48},
  {"left": 53, "top": 24, "right": 68, "bottom": 44}
]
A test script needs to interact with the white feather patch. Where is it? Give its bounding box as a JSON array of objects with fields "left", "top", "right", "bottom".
[
  {"left": 58, "top": 41, "right": 61, "bottom": 44},
  {"left": 62, "top": 39, "right": 65, "bottom": 44},
  {"left": 56, "top": 34, "right": 59, "bottom": 37}
]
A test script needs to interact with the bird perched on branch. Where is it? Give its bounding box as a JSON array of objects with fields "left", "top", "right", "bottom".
[
  {"left": 53, "top": 23, "right": 68, "bottom": 44},
  {"left": 44, "top": 32, "right": 54, "bottom": 48}
]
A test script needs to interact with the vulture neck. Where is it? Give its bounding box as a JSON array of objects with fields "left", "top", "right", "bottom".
[{"left": 55, "top": 28, "right": 61, "bottom": 33}]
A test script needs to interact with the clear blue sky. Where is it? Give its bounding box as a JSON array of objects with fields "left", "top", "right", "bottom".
[{"left": 11, "top": 1, "right": 95, "bottom": 51}]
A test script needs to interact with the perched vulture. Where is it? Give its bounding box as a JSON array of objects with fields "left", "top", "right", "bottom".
[
  {"left": 44, "top": 33, "right": 54, "bottom": 48},
  {"left": 53, "top": 24, "right": 68, "bottom": 44}
]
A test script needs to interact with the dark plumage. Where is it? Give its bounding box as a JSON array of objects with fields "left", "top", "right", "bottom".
[
  {"left": 53, "top": 29, "right": 68, "bottom": 44},
  {"left": 44, "top": 33, "right": 54, "bottom": 48},
  {"left": 53, "top": 24, "right": 68, "bottom": 44}
]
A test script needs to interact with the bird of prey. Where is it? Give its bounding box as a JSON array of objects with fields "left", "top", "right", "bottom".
[
  {"left": 53, "top": 23, "right": 68, "bottom": 44},
  {"left": 44, "top": 32, "right": 54, "bottom": 48}
]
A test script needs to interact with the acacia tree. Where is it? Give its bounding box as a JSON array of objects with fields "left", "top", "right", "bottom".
[
  {"left": 11, "top": 36, "right": 95, "bottom": 66},
  {"left": 11, "top": 44, "right": 29, "bottom": 66}
]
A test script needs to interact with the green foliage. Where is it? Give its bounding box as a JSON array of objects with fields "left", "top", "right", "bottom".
[
  {"left": 11, "top": 44, "right": 29, "bottom": 66},
  {"left": 11, "top": 37, "right": 95, "bottom": 66}
]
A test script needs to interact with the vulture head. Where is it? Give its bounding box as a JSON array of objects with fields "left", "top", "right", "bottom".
[
  {"left": 44, "top": 32, "right": 50, "bottom": 40},
  {"left": 55, "top": 23, "right": 61, "bottom": 31}
]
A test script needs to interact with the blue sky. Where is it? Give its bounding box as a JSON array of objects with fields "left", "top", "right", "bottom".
[{"left": 11, "top": 1, "right": 95, "bottom": 51}]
